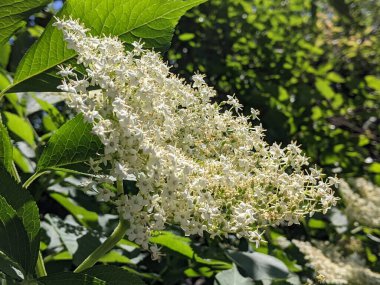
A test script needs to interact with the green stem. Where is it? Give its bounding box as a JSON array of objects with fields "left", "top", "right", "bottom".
[
  {"left": 35, "top": 251, "right": 47, "bottom": 277},
  {"left": 74, "top": 180, "right": 126, "bottom": 273},
  {"left": 22, "top": 171, "right": 50, "bottom": 189},
  {"left": 74, "top": 219, "right": 128, "bottom": 272}
]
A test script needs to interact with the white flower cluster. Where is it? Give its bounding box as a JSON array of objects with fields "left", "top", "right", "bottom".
[
  {"left": 339, "top": 178, "right": 380, "bottom": 228},
  {"left": 53, "top": 17, "right": 338, "bottom": 251},
  {"left": 293, "top": 240, "right": 380, "bottom": 284}
]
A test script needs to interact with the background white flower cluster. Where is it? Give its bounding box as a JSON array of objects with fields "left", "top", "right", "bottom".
[{"left": 54, "top": 17, "right": 338, "bottom": 254}]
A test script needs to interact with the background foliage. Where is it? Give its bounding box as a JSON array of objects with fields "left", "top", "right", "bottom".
[{"left": 0, "top": 0, "right": 379, "bottom": 284}]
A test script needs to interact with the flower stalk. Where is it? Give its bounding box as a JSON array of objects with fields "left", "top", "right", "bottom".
[{"left": 74, "top": 180, "right": 127, "bottom": 273}]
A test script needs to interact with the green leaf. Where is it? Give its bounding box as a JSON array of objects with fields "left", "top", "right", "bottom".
[
  {"left": 315, "top": 78, "right": 335, "bottom": 100},
  {"left": 37, "top": 272, "right": 106, "bottom": 285},
  {"left": 5, "top": 0, "right": 206, "bottom": 93},
  {"left": 49, "top": 193, "right": 98, "bottom": 227},
  {"left": 37, "top": 114, "right": 103, "bottom": 173},
  {"left": 308, "top": 219, "right": 327, "bottom": 229},
  {"left": 13, "top": 145, "right": 33, "bottom": 173},
  {"left": 150, "top": 231, "right": 230, "bottom": 268},
  {"left": 214, "top": 264, "right": 254, "bottom": 285},
  {"left": 0, "top": 119, "right": 19, "bottom": 180},
  {"left": 0, "top": 168, "right": 40, "bottom": 274},
  {"left": 365, "top": 75, "right": 380, "bottom": 91},
  {"left": 0, "top": 42, "right": 11, "bottom": 67},
  {"left": 0, "top": 195, "right": 30, "bottom": 278},
  {"left": 150, "top": 231, "right": 195, "bottom": 259},
  {"left": 0, "top": 0, "right": 50, "bottom": 46},
  {"left": 34, "top": 96, "right": 65, "bottom": 130},
  {"left": 179, "top": 33, "right": 195, "bottom": 41},
  {"left": 83, "top": 265, "right": 145, "bottom": 285},
  {"left": 326, "top": 72, "right": 345, "bottom": 83},
  {"left": 3, "top": 112, "right": 35, "bottom": 148},
  {"left": 368, "top": 162, "right": 380, "bottom": 174},
  {"left": 98, "top": 251, "right": 133, "bottom": 265},
  {"left": 37, "top": 268, "right": 145, "bottom": 285},
  {"left": 227, "top": 251, "right": 289, "bottom": 281}
]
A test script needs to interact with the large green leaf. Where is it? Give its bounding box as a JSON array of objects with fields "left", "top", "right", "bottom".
[
  {"left": 4, "top": 0, "right": 206, "bottom": 93},
  {"left": 83, "top": 265, "right": 145, "bottom": 285},
  {"left": 0, "top": 196, "right": 31, "bottom": 279},
  {"left": 0, "top": 168, "right": 40, "bottom": 275},
  {"left": 37, "top": 268, "right": 145, "bottom": 285},
  {"left": 227, "top": 251, "right": 289, "bottom": 281},
  {"left": 0, "top": 0, "right": 50, "bottom": 46},
  {"left": 37, "top": 114, "right": 102, "bottom": 173},
  {"left": 37, "top": 272, "right": 105, "bottom": 285}
]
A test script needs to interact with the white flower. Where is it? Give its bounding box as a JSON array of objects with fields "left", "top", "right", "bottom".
[
  {"left": 226, "top": 95, "right": 243, "bottom": 113},
  {"left": 96, "top": 188, "right": 115, "bottom": 202},
  {"left": 55, "top": 17, "right": 339, "bottom": 251}
]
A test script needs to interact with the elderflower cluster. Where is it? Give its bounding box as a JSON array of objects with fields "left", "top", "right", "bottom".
[
  {"left": 53, "top": 17, "right": 338, "bottom": 251},
  {"left": 339, "top": 178, "right": 380, "bottom": 228},
  {"left": 293, "top": 240, "right": 380, "bottom": 284}
]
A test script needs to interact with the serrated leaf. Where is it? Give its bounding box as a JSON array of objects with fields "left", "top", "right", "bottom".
[
  {"left": 0, "top": 0, "right": 50, "bottom": 46},
  {"left": 0, "top": 196, "right": 30, "bottom": 278},
  {"left": 0, "top": 168, "right": 40, "bottom": 274},
  {"left": 37, "top": 114, "right": 103, "bottom": 173},
  {"left": 5, "top": 0, "right": 206, "bottom": 93},
  {"left": 83, "top": 265, "right": 145, "bottom": 285},
  {"left": 227, "top": 251, "right": 289, "bottom": 281}
]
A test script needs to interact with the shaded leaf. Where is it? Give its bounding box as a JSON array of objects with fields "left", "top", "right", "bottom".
[
  {"left": 227, "top": 251, "right": 289, "bottom": 281},
  {"left": 0, "top": 195, "right": 30, "bottom": 278},
  {"left": 37, "top": 271, "right": 105, "bottom": 285},
  {"left": 0, "top": 250, "right": 25, "bottom": 281},
  {"left": 214, "top": 264, "right": 254, "bottom": 285},
  {"left": 0, "top": 168, "right": 40, "bottom": 274},
  {"left": 83, "top": 265, "right": 145, "bottom": 285}
]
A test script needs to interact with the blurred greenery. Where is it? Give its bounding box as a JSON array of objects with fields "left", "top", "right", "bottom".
[{"left": 167, "top": 0, "right": 380, "bottom": 183}]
